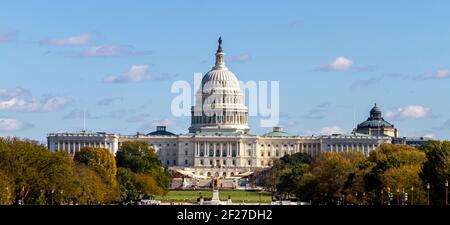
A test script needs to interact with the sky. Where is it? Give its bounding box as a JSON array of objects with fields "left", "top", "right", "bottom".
[{"left": 1, "top": 0, "right": 450, "bottom": 143}]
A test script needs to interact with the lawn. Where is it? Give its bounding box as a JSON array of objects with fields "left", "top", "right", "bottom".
[{"left": 154, "top": 190, "right": 272, "bottom": 203}]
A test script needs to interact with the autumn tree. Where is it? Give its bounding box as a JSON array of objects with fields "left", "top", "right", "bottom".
[
  {"left": 364, "top": 144, "right": 427, "bottom": 205},
  {"left": 0, "top": 169, "right": 12, "bottom": 204},
  {"left": 303, "top": 151, "right": 367, "bottom": 204},
  {"left": 0, "top": 137, "right": 79, "bottom": 205},
  {"left": 259, "top": 153, "right": 312, "bottom": 199},
  {"left": 420, "top": 140, "right": 450, "bottom": 205},
  {"left": 74, "top": 147, "right": 120, "bottom": 203},
  {"left": 116, "top": 141, "right": 169, "bottom": 197}
]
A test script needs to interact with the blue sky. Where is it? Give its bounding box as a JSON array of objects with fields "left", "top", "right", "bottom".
[{"left": 1, "top": 0, "right": 450, "bottom": 143}]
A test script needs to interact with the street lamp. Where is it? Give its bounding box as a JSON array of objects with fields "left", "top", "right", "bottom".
[
  {"left": 362, "top": 192, "right": 365, "bottom": 205},
  {"left": 387, "top": 187, "right": 391, "bottom": 206},
  {"left": 445, "top": 180, "right": 448, "bottom": 206},
  {"left": 426, "top": 183, "right": 430, "bottom": 205},
  {"left": 396, "top": 188, "right": 400, "bottom": 205},
  {"left": 51, "top": 189, "right": 55, "bottom": 205},
  {"left": 259, "top": 192, "right": 262, "bottom": 205},
  {"left": 60, "top": 190, "right": 64, "bottom": 205},
  {"left": 410, "top": 186, "right": 414, "bottom": 205}
]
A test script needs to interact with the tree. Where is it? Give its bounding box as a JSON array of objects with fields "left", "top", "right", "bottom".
[
  {"left": 74, "top": 147, "right": 120, "bottom": 203},
  {"left": 365, "top": 144, "right": 426, "bottom": 205},
  {"left": 0, "top": 137, "right": 79, "bottom": 205},
  {"left": 74, "top": 147, "right": 117, "bottom": 186},
  {"left": 307, "top": 151, "right": 367, "bottom": 204},
  {"left": 0, "top": 170, "right": 12, "bottom": 204},
  {"left": 116, "top": 141, "right": 169, "bottom": 195},
  {"left": 420, "top": 140, "right": 450, "bottom": 205},
  {"left": 75, "top": 165, "right": 114, "bottom": 204},
  {"left": 259, "top": 153, "right": 312, "bottom": 199}
]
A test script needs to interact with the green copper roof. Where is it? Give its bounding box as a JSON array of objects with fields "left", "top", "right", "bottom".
[
  {"left": 358, "top": 119, "right": 393, "bottom": 128},
  {"left": 262, "top": 131, "right": 295, "bottom": 137}
]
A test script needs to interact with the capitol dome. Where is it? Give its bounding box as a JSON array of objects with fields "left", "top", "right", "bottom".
[{"left": 189, "top": 37, "right": 249, "bottom": 134}]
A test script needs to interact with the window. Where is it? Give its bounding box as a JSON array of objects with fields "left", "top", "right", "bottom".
[
  {"left": 210, "top": 160, "right": 213, "bottom": 165},
  {"left": 185, "top": 143, "right": 188, "bottom": 146},
  {"left": 232, "top": 160, "right": 236, "bottom": 165},
  {"left": 200, "top": 159, "right": 204, "bottom": 165},
  {"left": 248, "top": 160, "right": 251, "bottom": 166},
  {"left": 185, "top": 160, "right": 188, "bottom": 165},
  {"left": 185, "top": 150, "right": 188, "bottom": 155},
  {"left": 173, "top": 160, "right": 176, "bottom": 165},
  {"left": 232, "top": 150, "right": 236, "bottom": 157},
  {"left": 166, "top": 160, "right": 170, "bottom": 165},
  {"left": 167, "top": 143, "right": 170, "bottom": 146}
]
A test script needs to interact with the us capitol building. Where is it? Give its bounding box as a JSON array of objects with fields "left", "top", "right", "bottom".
[{"left": 47, "top": 38, "right": 425, "bottom": 178}]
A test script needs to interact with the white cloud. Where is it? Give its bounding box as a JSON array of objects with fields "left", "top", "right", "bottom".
[
  {"left": 0, "top": 118, "right": 26, "bottom": 131},
  {"left": 423, "top": 133, "right": 434, "bottom": 138},
  {"left": 385, "top": 105, "right": 431, "bottom": 120},
  {"left": 103, "top": 65, "right": 153, "bottom": 83},
  {"left": 0, "top": 96, "right": 70, "bottom": 112},
  {"left": 40, "top": 33, "right": 91, "bottom": 46},
  {"left": 416, "top": 69, "right": 450, "bottom": 80},
  {"left": 80, "top": 45, "right": 151, "bottom": 58},
  {"left": 319, "top": 126, "right": 343, "bottom": 135},
  {"left": 316, "top": 56, "right": 353, "bottom": 72},
  {"left": 0, "top": 87, "right": 30, "bottom": 98},
  {"left": 0, "top": 29, "right": 17, "bottom": 43}
]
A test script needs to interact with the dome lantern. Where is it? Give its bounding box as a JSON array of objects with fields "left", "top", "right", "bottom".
[
  {"left": 370, "top": 103, "right": 382, "bottom": 119},
  {"left": 214, "top": 37, "right": 226, "bottom": 69}
]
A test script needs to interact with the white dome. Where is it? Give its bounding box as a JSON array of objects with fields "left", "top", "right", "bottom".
[
  {"left": 201, "top": 68, "right": 241, "bottom": 92},
  {"left": 189, "top": 37, "right": 249, "bottom": 134},
  {"left": 202, "top": 68, "right": 239, "bottom": 85}
]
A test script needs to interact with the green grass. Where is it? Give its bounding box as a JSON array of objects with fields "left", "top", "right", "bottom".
[{"left": 155, "top": 190, "right": 272, "bottom": 203}]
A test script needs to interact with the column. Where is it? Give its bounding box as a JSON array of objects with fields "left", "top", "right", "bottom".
[{"left": 237, "top": 142, "right": 240, "bottom": 156}]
